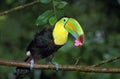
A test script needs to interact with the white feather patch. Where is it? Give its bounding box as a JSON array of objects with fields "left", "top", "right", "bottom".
[{"left": 26, "top": 51, "right": 31, "bottom": 56}]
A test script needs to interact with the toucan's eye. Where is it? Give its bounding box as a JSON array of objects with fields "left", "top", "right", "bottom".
[{"left": 63, "top": 19, "right": 67, "bottom": 22}]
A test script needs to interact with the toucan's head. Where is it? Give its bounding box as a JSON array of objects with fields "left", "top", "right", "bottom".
[{"left": 53, "top": 17, "right": 84, "bottom": 46}]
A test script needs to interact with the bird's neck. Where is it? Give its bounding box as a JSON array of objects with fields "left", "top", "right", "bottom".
[{"left": 53, "top": 22, "right": 68, "bottom": 45}]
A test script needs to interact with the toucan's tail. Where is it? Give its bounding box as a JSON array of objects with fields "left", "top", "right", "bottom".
[{"left": 14, "top": 57, "right": 32, "bottom": 77}]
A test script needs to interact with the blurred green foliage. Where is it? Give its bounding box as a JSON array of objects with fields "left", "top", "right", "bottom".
[
  {"left": 0, "top": 0, "right": 120, "bottom": 79},
  {"left": 35, "top": 10, "right": 54, "bottom": 26}
]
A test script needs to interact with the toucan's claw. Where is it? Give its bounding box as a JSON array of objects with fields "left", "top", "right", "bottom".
[
  {"left": 30, "top": 59, "right": 34, "bottom": 70},
  {"left": 52, "top": 62, "right": 59, "bottom": 71}
]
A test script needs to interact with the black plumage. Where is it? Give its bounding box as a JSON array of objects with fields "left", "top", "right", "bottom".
[
  {"left": 26, "top": 27, "right": 62, "bottom": 59},
  {"left": 14, "top": 27, "right": 62, "bottom": 77}
]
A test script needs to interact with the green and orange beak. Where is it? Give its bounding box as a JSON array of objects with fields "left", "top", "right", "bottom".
[{"left": 64, "top": 18, "right": 84, "bottom": 46}]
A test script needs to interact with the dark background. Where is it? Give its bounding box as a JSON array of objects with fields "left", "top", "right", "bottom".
[{"left": 0, "top": 0, "right": 120, "bottom": 79}]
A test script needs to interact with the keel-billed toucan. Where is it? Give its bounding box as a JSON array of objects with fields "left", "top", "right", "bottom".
[{"left": 14, "top": 17, "right": 84, "bottom": 76}]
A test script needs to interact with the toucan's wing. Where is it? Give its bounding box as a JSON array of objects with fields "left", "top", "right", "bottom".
[{"left": 26, "top": 27, "right": 53, "bottom": 51}]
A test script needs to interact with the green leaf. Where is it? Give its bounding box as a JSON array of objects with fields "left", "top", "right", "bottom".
[
  {"left": 35, "top": 10, "right": 54, "bottom": 26},
  {"left": 54, "top": 1, "right": 68, "bottom": 9},
  {"left": 39, "top": 0, "right": 51, "bottom": 4},
  {"left": 49, "top": 16, "right": 57, "bottom": 26}
]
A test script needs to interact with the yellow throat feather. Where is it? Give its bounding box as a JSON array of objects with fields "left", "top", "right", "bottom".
[{"left": 53, "top": 20, "right": 68, "bottom": 45}]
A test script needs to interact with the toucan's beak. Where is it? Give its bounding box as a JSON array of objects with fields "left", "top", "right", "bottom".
[{"left": 65, "top": 18, "right": 84, "bottom": 46}]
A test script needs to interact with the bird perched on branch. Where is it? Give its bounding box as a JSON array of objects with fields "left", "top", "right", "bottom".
[{"left": 14, "top": 17, "right": 84, "bottom": 77}]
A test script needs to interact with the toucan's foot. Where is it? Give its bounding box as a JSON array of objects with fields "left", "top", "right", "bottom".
[
  {"left": 51, "top": 62, "right": 59, "bottom": 71},
  {"left": 46, "top": 54, "right": 59, "bottom": 71},
  {"left": 30, "top": 59, "right": 34, "bottom": 70}
]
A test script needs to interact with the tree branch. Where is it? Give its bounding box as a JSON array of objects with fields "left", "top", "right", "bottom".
[
  {"left": 0, "top": 0, "right": 39, "bottom": 16},
  {"left": 0, "top": 59, "right": 120, "bottom": 73},
  {"left": 91, "top": 55, "right": 120, "bottom": 67}
]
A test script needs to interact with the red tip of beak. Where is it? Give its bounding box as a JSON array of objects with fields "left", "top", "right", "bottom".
[{"left": 74, "top": 35, "right": 84, "bottom": 46}]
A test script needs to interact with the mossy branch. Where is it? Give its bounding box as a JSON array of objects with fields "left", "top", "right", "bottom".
[
  {"left": 0, "top": 59, "right": 120, "bottom": 73},
  {"left": 91, "top": 55, "right": 120, "bottom": 67},
  {"left": 0, "top": 0, "right": 39, "bottom": 16}
]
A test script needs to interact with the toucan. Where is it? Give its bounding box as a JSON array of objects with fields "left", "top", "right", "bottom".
[{"left": 14, "top": 17, "right": 84, "bottom": 77}]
